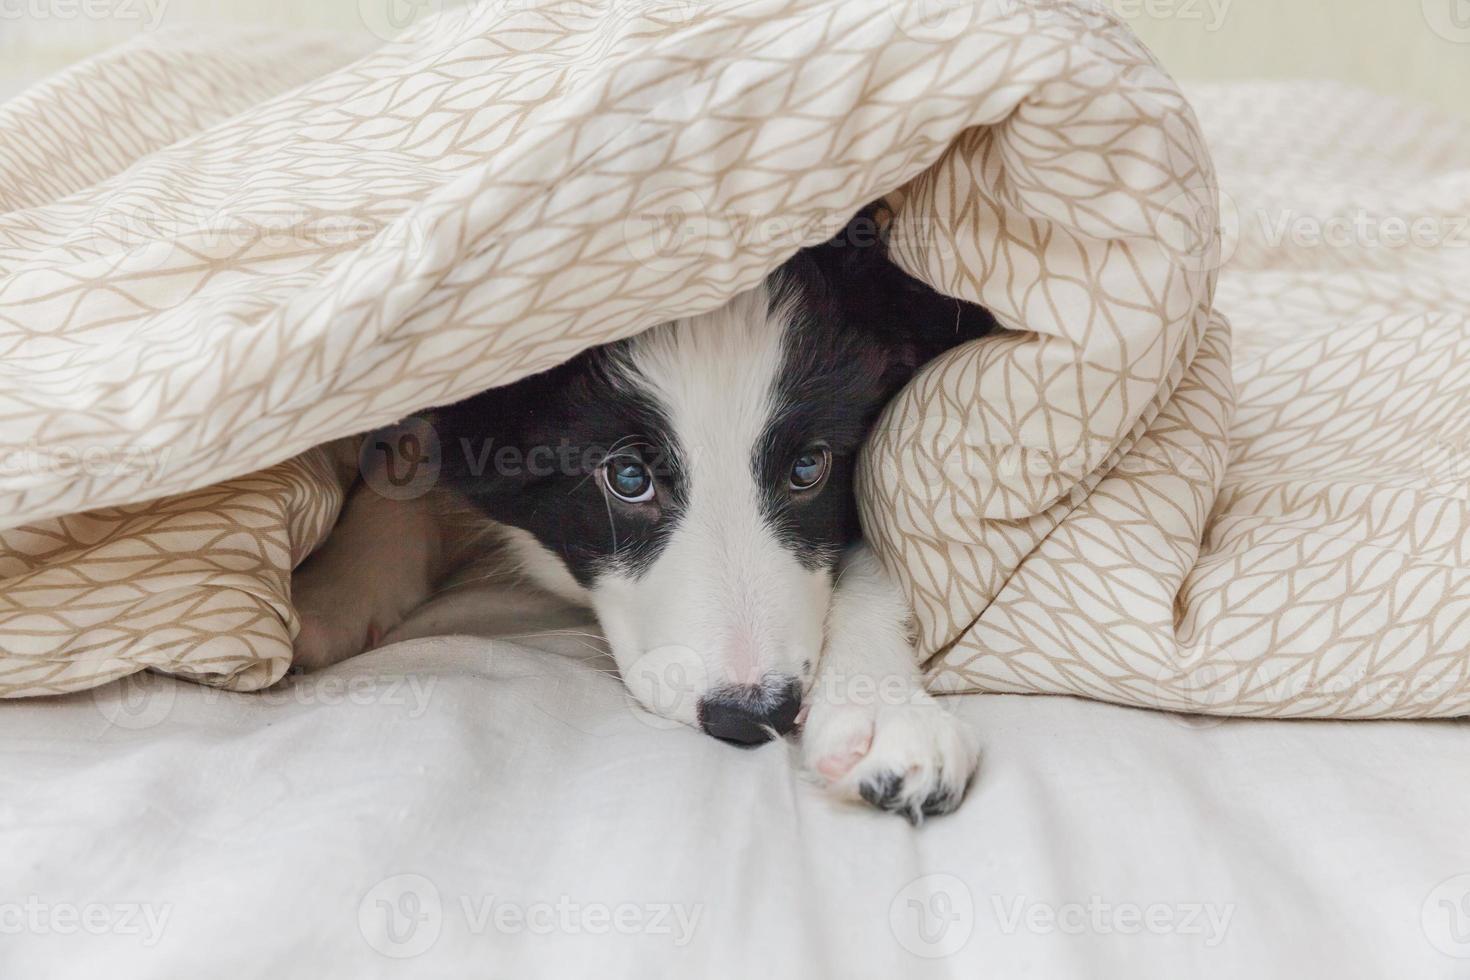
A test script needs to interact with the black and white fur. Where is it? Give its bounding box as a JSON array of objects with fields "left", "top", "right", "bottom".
[{"left": 292, "top": 207, "right": 996, "bottom": 822}]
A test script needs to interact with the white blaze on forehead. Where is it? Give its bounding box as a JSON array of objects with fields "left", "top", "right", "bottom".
[
  {"left": 621, "top": 282, "right": 791, "bottom": 477},
  {"left": 592, "top": 281, "right": 828, "bottom": 692}
]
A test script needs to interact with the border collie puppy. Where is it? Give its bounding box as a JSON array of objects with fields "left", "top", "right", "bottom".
[{"left": 292, "top": 206, "right": 995, "bottom": 822}]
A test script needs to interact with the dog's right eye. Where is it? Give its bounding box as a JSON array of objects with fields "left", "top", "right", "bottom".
[{"left": 603, "top": 458, "right": 655, "bottom": 503}]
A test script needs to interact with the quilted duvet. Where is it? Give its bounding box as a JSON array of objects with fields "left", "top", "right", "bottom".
[{"left": 0, "top": 0, "right": 1466, "bottom": 718}]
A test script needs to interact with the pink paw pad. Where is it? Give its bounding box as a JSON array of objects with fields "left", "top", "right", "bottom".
[{"left": 815, "top": 725, "right": 874, "bottom": 780}]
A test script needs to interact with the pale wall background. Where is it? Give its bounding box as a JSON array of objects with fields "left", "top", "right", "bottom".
[
  {"left": 3, "top": 0, "right": 1469, "bottom": 119},
  {"left": 1125, "top": 0, "right": 1470, "bottom": 121}
]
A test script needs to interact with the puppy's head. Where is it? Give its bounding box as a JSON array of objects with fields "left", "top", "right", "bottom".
[{"left": 436, "top": 206, "right": 995, "bottom": 743}]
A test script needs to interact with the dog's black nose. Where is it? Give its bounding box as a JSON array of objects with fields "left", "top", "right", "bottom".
[{"left": 697, "top": 679, "right": 801, "bottom": 746}]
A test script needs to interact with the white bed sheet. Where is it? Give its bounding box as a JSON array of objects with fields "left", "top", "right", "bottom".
[{"left": 3, "top": 585, "right": 1468, "bottom": 979}]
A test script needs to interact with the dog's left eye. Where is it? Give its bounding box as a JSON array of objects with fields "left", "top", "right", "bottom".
[
  {"left": 789, "top": 446, "right": 831, "bottom": 492},
  {"left": 603, "top": 458, "right": 655, "bottom": 503}
]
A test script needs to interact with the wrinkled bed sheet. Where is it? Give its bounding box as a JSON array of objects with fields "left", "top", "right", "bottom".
[{"left": 2, "top": 583, "right": 1467, "bottom": 979}]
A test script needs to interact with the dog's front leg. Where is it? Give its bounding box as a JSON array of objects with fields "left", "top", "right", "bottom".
[
  {"left": 290, "top": 484, "right": 446, "bottom": 670},
  {"left": 801, "top": 544, "right": 980, "bottom": 822}
]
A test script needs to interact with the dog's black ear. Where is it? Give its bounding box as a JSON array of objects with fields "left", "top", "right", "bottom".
[{"left": 802, "top": 202, "right": 998, "bottom": 387}]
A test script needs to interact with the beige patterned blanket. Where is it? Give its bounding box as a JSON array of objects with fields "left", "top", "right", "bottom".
[{"left": 1, "top": 1, "right": 1466, "bottom": 718}]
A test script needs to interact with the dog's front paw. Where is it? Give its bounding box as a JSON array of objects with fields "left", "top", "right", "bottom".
[
  {"left": 292, "top": 607, "right": 373, "bottom": 671},
  {"left": 801, "top": 691, "right": 979, "bottom": 824}
]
